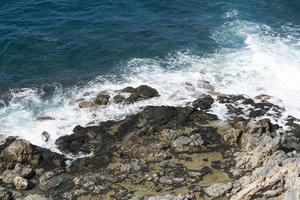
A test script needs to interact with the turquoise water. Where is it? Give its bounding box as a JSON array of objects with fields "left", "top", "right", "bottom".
[
  {"left": 1, "top": 1, "right": 300, "bottom": 148},
  {"left": 1, "top": 0, "right": 299, "bottom": 90}
]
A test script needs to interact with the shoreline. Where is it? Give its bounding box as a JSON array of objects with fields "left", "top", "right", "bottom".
[{"left": 0, "top": 85, "right": 299, "bottom": 199}]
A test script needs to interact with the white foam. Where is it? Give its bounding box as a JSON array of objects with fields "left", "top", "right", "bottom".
[{"left": 0, "top": 20, "right": 300, "bottom": 150}]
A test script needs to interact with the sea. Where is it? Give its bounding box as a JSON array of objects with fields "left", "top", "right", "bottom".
[{"left": 0, "top": 0, "right": 300, "bottom": 149}]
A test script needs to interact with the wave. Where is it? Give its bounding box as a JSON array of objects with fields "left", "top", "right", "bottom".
[{"left": 0, "top": 20, "right": 300, "bottom": 151}]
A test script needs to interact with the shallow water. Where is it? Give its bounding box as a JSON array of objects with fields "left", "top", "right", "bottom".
[{"left": 0, "top": 0, "right": 300, "bottom": 149}]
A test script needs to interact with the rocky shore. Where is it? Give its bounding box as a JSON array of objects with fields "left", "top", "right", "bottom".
[{"left": 0, "top": 85, "right": 299, "bottom": 200}]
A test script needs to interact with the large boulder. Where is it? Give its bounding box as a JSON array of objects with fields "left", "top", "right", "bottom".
[
  {"left": 0, "top": 138, "right": 65, "bottom": 172},
  {"left": 13, "top": 176, "right": 30, "bottom": 190}
]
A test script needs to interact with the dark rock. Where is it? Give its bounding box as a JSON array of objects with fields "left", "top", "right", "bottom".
[
  {"left": 192, "top": 94, "right": 214, "bottom": 110},
  {"left": 41, "top": 131, "right": 50, "bottom": 142},
  {"left": 39, "top": 169, "right": 72, "bottom": 192},
  {"left": 119, "top": 86, "right": 135, "bottom": 93},
  {"left": 113, "top": 94, "right": 125, "bottom": 103},
  {"left": 124, "top": 85, "right": 159, "bottom": 104},
  {"left": 36, "top": 116, "right": 55, "bottom": 121},
  {"left": 94, "top": 92, "right": 110, "bottom": 105}
]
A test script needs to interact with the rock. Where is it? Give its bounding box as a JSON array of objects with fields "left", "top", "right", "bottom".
[
  {"left": 130, "top": 193, "right": 195, "bottom": 200},
  {"left": 4, "top": 139, "right": 37, "bottom": 164},
  {"left": 203, "top": 182, "right": 232, "bottom": 198},
  {"left": 94, "top": 92, "right": 110, "bottom": 105},
  {"left": 119, "top": 86, "right": 135, "bottom": 93},
  {"left": 36, "top": 116, "right": 55, "bottom": 121},
  {"left": 23, "top": 194, "right": 48, "bottom": 200},
  {"left": 0, "top": 138, "right": 65, "bottom": 174},
  {"left": 2, "top": 169, "right": 16, "bottom": 183},
  {"left": 41, "top": 131, "right": 50, "bottom": 142},
  {"left": 113, "top": 94, "right": 125, "bottom": 103},
  {"left": 78, "top": 101, "right": 96, "bottom": 108},
  {"left": 2, "top": 164, "right": 34, "bottom": 184},
  {"left": 13, "top": 176, "right": 30, "bottom": 190},
  {"left": 0, "top": 187, "right": 10, "bottom": 200},
  {"left": 13, "top": 164, "right": 34, "bottom": 179},
  {"left": 172, "top": 136, "right": 192, "bottom": 147},
  {"left": 124, "top": 85, "right": 159, "bottom": 104},
  {"left": 192, "top": 94, "right": 214, "bottom": 110},
  {"left": 39, "top": 170, "right": 65, "bottom": 191}
]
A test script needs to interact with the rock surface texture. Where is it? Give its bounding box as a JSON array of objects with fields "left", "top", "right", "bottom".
[{"left": 0, "top": 86, "right": 299, "bottom": 200}]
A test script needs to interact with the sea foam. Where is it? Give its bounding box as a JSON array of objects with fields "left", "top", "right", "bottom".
[{"left": 0, "top": 20, "right": 299, "bottom": 151}]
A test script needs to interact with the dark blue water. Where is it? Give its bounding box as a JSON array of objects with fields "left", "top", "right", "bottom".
[{"left": 1, "top": 0, "right": 300, "bottom": 91}]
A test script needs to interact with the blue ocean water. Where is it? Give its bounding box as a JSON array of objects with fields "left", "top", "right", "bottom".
[
  {"left": 1, "top": 0, "right": 300, "bottom": 148},
  {"left": 1, "top": 0, "right": 299, "bottom": 91}
]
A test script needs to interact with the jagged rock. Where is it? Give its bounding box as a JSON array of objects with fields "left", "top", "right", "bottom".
[
  {"left": 204, "top": 182, "right": 232, "bottom": 198},
  {"left": 13, "top": 176, "right": 30, "bottom": 190},
  {"left": 94, "top": 92, "right": 110, "bottom": 105},
  {"left": 192, "top": 94, "right": 214, "bottom": 110}
]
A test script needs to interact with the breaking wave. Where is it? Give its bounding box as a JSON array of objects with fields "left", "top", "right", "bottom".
[{"left": 1, "top": 20, "right": 300, "bottom": 150}]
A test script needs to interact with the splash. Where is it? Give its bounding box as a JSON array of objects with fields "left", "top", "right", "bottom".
[{"left": 0, "top": 20, "right": 299, "bottom": 150}]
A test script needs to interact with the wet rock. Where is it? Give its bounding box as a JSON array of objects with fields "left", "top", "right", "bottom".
[
  {"left": 78, "top": 101, "right": 96, "bottom": 108},
  {"left": 13, "top": 176, "right": 30, "bottom": 190},
  {"left": 41, "top": 131, "right": 50, "bottom": 142},
  {"left": 113, "top": 94, "right": 125, "bottom": 103},
  {"left": 94, "top": 92, "right": 110, "bottom": 105},
  {"left": 124, "top": 85, "right": 159, "bottom": 104},
  {"left": 192, "top": 94, "right": 214, "bottom": 110},
  {"left": 120, "top": 86, "right": 136, "bottom": 93},
  {"left": 203, "top": 182, "right": 232, "bottom": 198}
]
